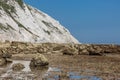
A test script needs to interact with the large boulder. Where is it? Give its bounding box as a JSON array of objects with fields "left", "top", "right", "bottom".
[
  {"left": 12, "top": 63, "right": 25, "bottom": 71},
  {"left": 78, "top": 44, "right": 89, "bottom": 55},
  {"left": 79, "top": 49, "right": 89, "bottom": 55},
  {"left": 88, "top": 45, "right": 103, "bottom": 56},
  {"left": 62, "top": 46, "right": 78, "bottom": 55},
  {"left": 30, "top": 53, "right": 49, "bottom": 67}
]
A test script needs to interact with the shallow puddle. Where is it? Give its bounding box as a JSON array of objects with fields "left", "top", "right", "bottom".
[
  {"left": 68, "top": 72, "right": 102, "bottom": 80},
  {"left": 0, "top": 60, "right": 31, "bottom": 78},
  {"left": 0, "top": 60, "right": 50, "bottom": 80},
  {"left": 43, "top": 67, "right": 102, "bottom": 80},
  {"left": 10, "top": 60, "right": 31, "bottom": 72},
  {"left": 0, "top": 60, "right": 103, "bottom": 80}
]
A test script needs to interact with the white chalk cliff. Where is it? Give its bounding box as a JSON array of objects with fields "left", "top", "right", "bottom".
[{"left": 0, "top": 0, "right": 79, "bottom": 43}]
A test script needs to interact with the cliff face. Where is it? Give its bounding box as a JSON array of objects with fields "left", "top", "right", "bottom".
[{"left": 0, "top": 0, "right": 79, "bottom": 43}]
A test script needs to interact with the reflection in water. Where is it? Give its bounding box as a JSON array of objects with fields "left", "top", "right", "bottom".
[
  {"left": 10, "top": 60, "right": 31, "bottom": 72},
  {"left": 0, "top": 60, "right": 102, "bottom": 80},
  {"left": 43, "top": 67, "right": 102, "bottom": 80},
  {"left": 48, "top": 67, "right": 61, "bottom": 72},
  {"left": 0, "top": 60, "right": 31, "bottom": 78},
  {"left": 30, "top": 66, "right": 48, "bottom": 79},
  {"left": 69, "top": 72, "right": 102, "bottom": 80},
  {"left": 0, "top": 60, "right": 49, "bottom": 80}
]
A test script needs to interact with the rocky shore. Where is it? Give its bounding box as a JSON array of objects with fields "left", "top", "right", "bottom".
[
  {"left": 0, "top": 41, "right": 120, "bottom": 56},
  {"left": 0, "top": 41, "right": 120, "bottom": 80}
]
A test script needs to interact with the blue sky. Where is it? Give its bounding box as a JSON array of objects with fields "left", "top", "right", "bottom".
[{"left": 24, "top": 0, "right": 120, "bottom": 44}]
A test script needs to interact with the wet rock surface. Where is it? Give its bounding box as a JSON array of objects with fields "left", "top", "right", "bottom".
[{"left": 30, "top": 54, "right": 49, "bottom": 67}]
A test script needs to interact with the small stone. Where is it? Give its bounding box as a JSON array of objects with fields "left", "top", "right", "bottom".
[{"left": 12, "top": 63, "right": 25, "bottom": 71}]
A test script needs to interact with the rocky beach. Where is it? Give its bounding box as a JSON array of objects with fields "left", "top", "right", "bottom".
[
  {"left": 0, "top": 41, "right": 120, "bottom": 80},
  {"left": 0, "top": 0, "right": 120, "bottom": 80}
]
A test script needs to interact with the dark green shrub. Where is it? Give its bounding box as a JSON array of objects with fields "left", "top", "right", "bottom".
[
  {"left": 0, "top": 23, "right": 8, "bottom": 32},
  {"left": 0, "top": 1, "right": 16, "bottom": 13},
  {"left": 15, "top": 0, "right": 24, "bottom": 9}
]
